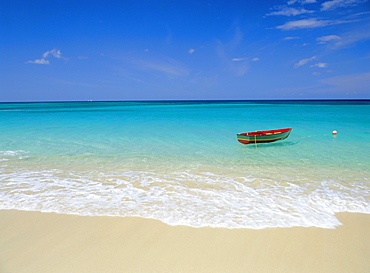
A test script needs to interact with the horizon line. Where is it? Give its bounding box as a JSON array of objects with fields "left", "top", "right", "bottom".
[{"left": 1, "top": 98, "right": 370, "bottom": 103}]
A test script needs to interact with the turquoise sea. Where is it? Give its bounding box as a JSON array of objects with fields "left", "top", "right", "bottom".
[{"left": 1, "top": 100, "right": 369, "bottom": 229}]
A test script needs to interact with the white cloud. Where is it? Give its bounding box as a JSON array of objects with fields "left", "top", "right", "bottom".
[
  {"left": 188, "top": 49, "right": 195, "bottom": 54},
  {"left": 43, "top": 49, "right": 62, "bottom": 59},
  {"left": 283, "top": 36, "right": 300, "bottom": 40},
  {"left": 276, "top": 18, "right": 354, "bottom": 30},
  {"left": 268, "top": 7, "right": 314, "bottom": 16},
  {"left": 26, "top": 58, "right": 50, "bottom": 65},
  {"left": 268, "top": 0, "right": 317, "bottom": 16},
  {"left": 288, "top": 0, "right": 317, "bottom": 4},
  {"left": 332, "top": 27, "right": 370, "bottom": 48},
  {"left": 231, "top": 57, "right": 259, "bottom": 62},
  {"left": 276, "top": 19, "right": 333, "bottom": 30},
  {"left": 311, "top": 62, "right": 329, "bottom": 68},
  {"left": 231, "top": 57, "right": 248, "bottom": 61},
  {"left": 26, "top": 49, "right": 64, "bottom": 65},
  {"left": 316, "top": 35, "right": 341, "bottom": 43},
  {"left": 294, "top": 56, "right": 317, "bottom": 68},
  {"left": 321, "top": 0, "right": 366, "bottom": 11},
  {"left": 350, "top": 11, "right": 370, "bottom": 17}
]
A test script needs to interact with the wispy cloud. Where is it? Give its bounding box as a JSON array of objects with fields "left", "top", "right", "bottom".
[
  {"left": 229, "top": 62, "right": 250, "bottom": 76},
  {"left": 54, "top": 79, "right": 102, "bottom": 88},
  {"left": 332, "top": 27, "right": 370, "bottom": 48},
  {"left": 319, "top": 72, "right": 370, "bottom": 94},
  {"left": 267, "top": 7, "right": 314, "bottom": 16},
  {"left": 131, "top": 57, "right": 189, "bottom": 77},
  {"left": 288, "top": 0, "right": 317, "bottom": 4},
  {"left": 294, "top": 56, "right": 317, "bottom": 68},
  {"left": 43, "top": 49, "right": 62, "bottom": 59},
  {"left": 267, "top": 0, "right": 317, "bottom": 16},
  {"left": 231, "top": 57, "right": 248, "bottom": 62},
  {"left": 321, "top": 0, "right": 367, "bottom": 11},
  {"left": 316, "top": 35, "right": 341, "bottom": 43},
  {"left": 283, "top": 36, "right": 300, "bottom": 40},
  {"left": 349, "top": 11, "right": 370, "bottom": 18},
  {"left": 26, "top": 58, "right": 50, "bottom": 65},
  {"left": 215, "top": 28, "right": 253, "bottom": 77},
  {"left": 231, "top": 57, "right": 259, "bottom": 62},
  {"left": 229, "top": 27, "right": 244, "bottom": 50},
  {"left": 284, "top": 0, "right": 365, "bottom": 11},
  {"left": 276, "top": 18, "right": 342, "bottom": 30},
  {"left": 26, "top": 49, "right": 65, "bottom": 65},
  {"left": 270, "top": 0, "right": 367, "bottom": 31},
  {"left": 311, "top": 62, "right": 329, "bottom": 68}
]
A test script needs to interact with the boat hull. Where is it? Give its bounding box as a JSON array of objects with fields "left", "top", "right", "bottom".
[{"left": 237, "top": 128, "right": 292, "bottom": 144}]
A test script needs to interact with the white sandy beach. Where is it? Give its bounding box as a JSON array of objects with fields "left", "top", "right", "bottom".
[{"left": 0, "top": 210, "right": 369, "bottom": 273}]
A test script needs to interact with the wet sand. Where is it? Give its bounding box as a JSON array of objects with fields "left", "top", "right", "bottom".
[{"left": 0, "top": 210, "right": 369, "bottom": 273}]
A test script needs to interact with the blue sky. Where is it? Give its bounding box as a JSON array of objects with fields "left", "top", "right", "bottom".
[{"left": 1, "top": 0, "right": 369, "bottom": 101}]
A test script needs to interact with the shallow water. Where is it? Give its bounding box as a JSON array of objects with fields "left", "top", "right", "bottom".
[{"left": 1, "top": 100, "right": 369, "bottom": 228}]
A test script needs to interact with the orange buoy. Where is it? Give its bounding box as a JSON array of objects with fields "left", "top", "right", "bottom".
[{"left": 332, "top": 130, "right": 338, "bottom": 135}]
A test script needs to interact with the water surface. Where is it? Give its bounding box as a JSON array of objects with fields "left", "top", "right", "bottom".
[{"left": 1, "top": 100, "right": 369, "bottom": 228}]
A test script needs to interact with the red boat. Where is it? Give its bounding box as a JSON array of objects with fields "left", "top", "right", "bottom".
[{"left": 237, "top": 128, "right": 292, "bottom": 144}]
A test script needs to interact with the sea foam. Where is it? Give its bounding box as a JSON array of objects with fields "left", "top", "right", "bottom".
[{"left": 0, "top": 168, "right": 368, "bottom": 229}]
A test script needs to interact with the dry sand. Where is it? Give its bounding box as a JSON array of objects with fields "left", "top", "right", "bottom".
[{"left": 0, "top": 210, "right": 369, "bottom": 273}]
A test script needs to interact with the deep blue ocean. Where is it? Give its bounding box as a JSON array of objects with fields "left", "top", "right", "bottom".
[{"left": 1, "top": 100, "right": 369, "bottom": 228}]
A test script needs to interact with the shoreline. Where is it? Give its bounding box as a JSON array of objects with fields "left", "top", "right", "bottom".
[{"left": 1, "top": 210, "right": 369, "bottom": 273}]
